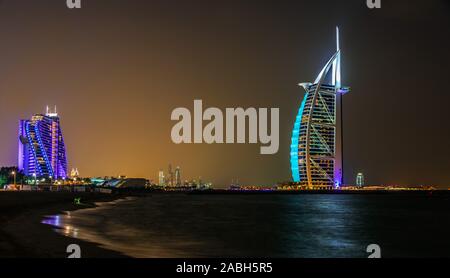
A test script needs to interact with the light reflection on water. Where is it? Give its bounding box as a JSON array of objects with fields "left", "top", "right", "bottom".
[
  {"left": 42, "top": 214, "right": 80, "bottom": 238},
  {"left": 41, "top": 194, "right": 450, "bottom": 258},
  {"left": 42, "top": 215, "right": 60, "bottom": 227}
]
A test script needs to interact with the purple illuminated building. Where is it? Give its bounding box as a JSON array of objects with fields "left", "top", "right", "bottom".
[{"left": 18, "top": 107, "right": 68, "bottom": 179}]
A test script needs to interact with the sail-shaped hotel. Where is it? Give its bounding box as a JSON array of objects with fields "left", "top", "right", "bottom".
[{"left": 290, "top": 27, "right": 350, "bottom": 189}]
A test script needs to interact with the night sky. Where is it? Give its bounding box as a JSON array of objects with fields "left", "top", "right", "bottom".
[{"left": 0, "top": 0, "right": 449, "bottom": 187}]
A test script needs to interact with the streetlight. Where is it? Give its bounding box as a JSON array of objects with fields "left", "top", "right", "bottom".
[
  {"left": 11, "top": 171, "right": 16, "bottom": 187},
  {"left": 32, "top": 173, "right": 37, "bottom": 185}
]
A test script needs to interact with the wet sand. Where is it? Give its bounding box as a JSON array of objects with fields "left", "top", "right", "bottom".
[{"left": 0, "top": 191, "right": 129, "bottom": 258}]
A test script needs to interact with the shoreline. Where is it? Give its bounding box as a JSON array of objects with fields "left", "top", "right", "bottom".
[
  {"left": 0, "top": 191, "right": 130, "bottom": 258},
  {"left": 187, "top": 189, "right": 449, "bottom": 195},
  {"left": 1, "top": 190, "right": 448, "bottom": 258}
]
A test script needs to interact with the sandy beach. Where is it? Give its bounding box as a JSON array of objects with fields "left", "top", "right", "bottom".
[{"left": 0, "top": 191, "right": 129, "bottom": 258}]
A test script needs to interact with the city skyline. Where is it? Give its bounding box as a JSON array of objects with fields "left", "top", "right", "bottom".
[{"left": 0, "top": 1, "right": 449, "bottom": 187}]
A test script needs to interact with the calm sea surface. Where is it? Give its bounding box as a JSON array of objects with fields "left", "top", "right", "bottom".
[{"left": 42, "top": 194, "right": 450, "bottom": 258}]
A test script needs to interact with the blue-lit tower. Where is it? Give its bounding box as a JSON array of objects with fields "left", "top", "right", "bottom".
[
  {"left": 18, "top": 107, "right": 68, "bottom": 179},
  {"left": 290, "top": 27, "right": 350, "bottom": 189}
]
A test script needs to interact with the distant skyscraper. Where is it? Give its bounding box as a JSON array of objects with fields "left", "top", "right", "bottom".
[
  {"left": 18, "top": 107, "right": 68, "bottom": 179},
  {"left": 356, "top": 173, "right": 365, "bottom": 187},
  {"left": 158, "top": 170, "right": 165, "bottom": 186},
  {"left": 175, "top": 166, "right": 181, "bottom": 186},
  {"left": 70, "top": 168, "right": 80, "bottom": 178},
  {"left": 168, "top": 164, "right": 174, "bottom": 186},
  {"left": 290, "top": 27, "right": 350, "bottom": 189}
]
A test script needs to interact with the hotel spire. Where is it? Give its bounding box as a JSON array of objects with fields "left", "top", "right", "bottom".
[{"left": 332, "top": 26, "right": 341, "bottom": 89}]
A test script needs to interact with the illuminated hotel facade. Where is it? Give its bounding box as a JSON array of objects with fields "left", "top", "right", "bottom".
[
  {"left": 290, "top": 27, "right": 350, "bottom": 189},
  {"left": 18, "top": 107, "right": 68, "bottom": 179}
]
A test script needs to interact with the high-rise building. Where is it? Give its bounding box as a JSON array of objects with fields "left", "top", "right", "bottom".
[
  {"left": 158, "top": 170, "right": 165, "bottom": 186},
  {"left": 356, "top": 173, "right": 365, "bottom": 187},
  {"left": 18, "top": 107, "right": 68, "bottom": 179},
  {"left": 70, "top": 168, "right": 80, "bottom": 178},
  {"left": 175, "top": 166, "right": 181, "bottom": 186},
  {"left": 290, "top": 27, "right": 350, "bottom": 189},
  {"left": 168, "top": 164, "right": 174, "bottom": 186}
]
